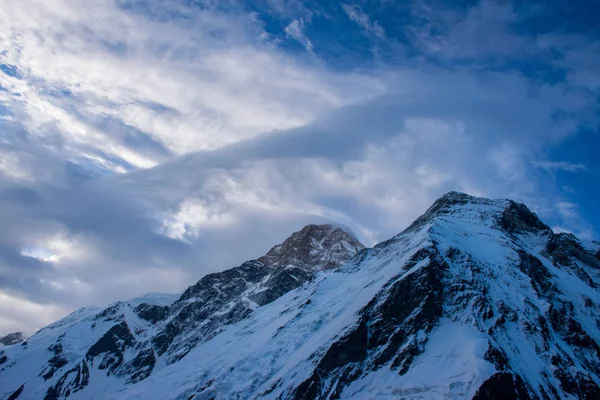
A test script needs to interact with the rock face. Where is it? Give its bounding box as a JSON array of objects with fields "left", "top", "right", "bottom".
[
  {"left": 0, "top": 224, "right": 363, "bottom": 400},
  {"left": 0, "top": 332, "right": 26, "bottom": 346},
  {"left": 1, "top": 193, "right": 600, "bottom": 400},
  {"left": 149, "top": 224, "right": 364, "bottom": 365},
  {"left": 258, "top": 224, "right": 365, "bottom": 270}
]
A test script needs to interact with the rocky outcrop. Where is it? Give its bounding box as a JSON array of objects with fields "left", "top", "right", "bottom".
[
  {"left": 150, "top": 224, "right": 364, "bottom": 364},
  {"left": 0, "top": 332, "right": 26, "bottom": 346},
  {"left": 258, "top": 224, "right": 364, "bottom": 270}
]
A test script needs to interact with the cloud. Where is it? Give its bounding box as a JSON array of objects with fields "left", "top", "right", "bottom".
[
  {"left": 0, "top": 0, "right": 599, "bottom": 335},
  {"left": 341, "top": 4, "right": 385, "bottom": 39},
  {"left": 0, "top": 0, "right": 381, "bottom": 174},
  {"left": 284, "top": 19, "right": 314, "bottom": 52},
  {"left": 405, "top": 0, "right": 546, "bottom": 64},
  {"left": 0, "top": 291, "right": 68, "bottom": 335},
  {"left": 531, "top": 160, "right": 588, "bottom": 173},
  {"left": 2, "top": 65, "right": 597, "bottom": 334},
  {"left": 552, "top": 201, "right": 595, "bottom": 240}
]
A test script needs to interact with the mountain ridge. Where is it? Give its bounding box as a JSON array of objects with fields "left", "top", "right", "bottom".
[
  {"left": 1, "top": 192, "right": 599, "bottom": 400},
  {"left": 0, "top": 222, "right": 364, "bottom": 400}
]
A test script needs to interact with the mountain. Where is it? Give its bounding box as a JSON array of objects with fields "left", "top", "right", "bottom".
[
  {"left": 0, "top": 224, "right": 363, "bottom": 400},
  {"left": 0, "top": 333, "right": 26, "bottom": 347},
  {"left": 2, "top": 193, "right": 600, "bottom": 400}
]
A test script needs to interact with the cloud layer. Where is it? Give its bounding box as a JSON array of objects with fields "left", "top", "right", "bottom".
[{"left": 0, "top": 0, "right": 598, "bottom": 334}]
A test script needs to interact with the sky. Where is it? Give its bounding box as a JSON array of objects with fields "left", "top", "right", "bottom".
[{"left": 0, "top": 0, "right": 598, "bottom": 335}]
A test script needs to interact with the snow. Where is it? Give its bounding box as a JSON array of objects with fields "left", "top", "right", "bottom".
[
  {"left": 0, "top": 293, "right": 177, "bottom": 399},
  {"left": 3, "top": 194, "right": 600, "bottom": 400},
  {"left": 341, "top": 321, "right": 495, "bottom": 399},
  {"left": 115, "top": 222, "right": 434, "bottom": 400}
]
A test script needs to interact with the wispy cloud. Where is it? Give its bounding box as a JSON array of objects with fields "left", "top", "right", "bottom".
[
  {"left": 341, "top": 4, "right": 385, "bottom": 39},
  {"left": 284, "top": 19, "right": 314, "bottom": 52},
  {"left": 531, "top": 160, "right": 588, "bottom": 173}
]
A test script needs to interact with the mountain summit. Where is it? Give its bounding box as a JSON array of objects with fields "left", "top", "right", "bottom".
[
  {"left": 258, "top": 224, "right": 365, "bottom": 270},
  {"left": 2, "top": 193, "right": 600, "bottom": 400}
]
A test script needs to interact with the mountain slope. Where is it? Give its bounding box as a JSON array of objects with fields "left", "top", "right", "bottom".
[
  {"left": 0, "top": 224, "right": 363, "bottom": 400},
  {"left": 116, "top": 192, "right": 599, "bottom": 400},
  {"left": 2, "top": 193, "right": 599, "bottom": 400}
]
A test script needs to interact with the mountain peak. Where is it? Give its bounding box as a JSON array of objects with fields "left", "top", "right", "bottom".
[
  {"left": 0, "top": 332, "right": 26, "bottom": 346},
  {"left": 403, "top": 191, "right": 550, "bottom": 235},
  {"left": 439, "top": 190, "right": 474, "bottom": 202},
  {"left": 258, "top": 223, "right": 365, "bottom": 270}
]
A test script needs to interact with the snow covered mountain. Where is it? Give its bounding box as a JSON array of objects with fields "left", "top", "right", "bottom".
[
  {"left": 0, "top": 224, "right": 363, "bottom": 400},
  {"left": 2, "top": 193, "right": 600, "bottom": 400}
]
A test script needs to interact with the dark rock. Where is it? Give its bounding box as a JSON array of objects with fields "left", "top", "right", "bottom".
[
  {"left": 120, "top": 348, "right": 156, "bottom": 384},
  {"left": 544, "top": 233, "right": 600, "bottom": 288},
  {"left": 0, "top": 332, "right": 26, "bottom": 346},
  {"left": 499, "top": 201, "right": 551, "bottom": 233},
  {"left": 94, "top": 303, "right": 123, "bottom": 321},
  {"left": 7, "top": 384, "right": 25, "bottom": 400},
  {"left": 516, "top": 250, "right": 555, "bottom": 296},
  {"left": 484, "top": 346, "right": 509, "bottom": 371},
  {"left": 134, "top": 303, "right": 169, "bottom": 324},
  {"left": 247, "top": 267, "right": 313, "bottom": 306},
  {"left": 86, "top": 322, "right": 135, "bottom": 374},
  {"left": 40, "top": 342, "right": 69, "bottom": 381},
  {"left": 552, "top": 354, "right": 600, "bottom": 399},
  {"left": 44, "top": 361, "right": 90, "bottom": 400},
  {"left": 472, "top": 372, "right": 533, "bottom": 400}
]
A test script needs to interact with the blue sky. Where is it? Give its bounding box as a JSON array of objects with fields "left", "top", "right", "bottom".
[{"left": 0, "top": 0, "right": 598, "bottom": 334}]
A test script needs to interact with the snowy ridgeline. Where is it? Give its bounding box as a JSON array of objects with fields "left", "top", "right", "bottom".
[{"left": 1, "top": 192, "right": 600, "bottom": 400}]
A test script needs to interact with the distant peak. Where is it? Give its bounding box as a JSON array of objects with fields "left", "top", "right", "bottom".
[{"left": 258, "top": 223, "right": 365, "bottom": 270}]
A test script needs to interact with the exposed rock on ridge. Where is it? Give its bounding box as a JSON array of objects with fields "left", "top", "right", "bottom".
[
  {"left": 0, "top": 332, "right": 26, "bottom": 346},
  {"left": 258, "top": 224, "right": 365, "bottom": 270}
]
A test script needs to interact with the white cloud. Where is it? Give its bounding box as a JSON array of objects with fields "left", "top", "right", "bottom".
[
  {"left": 556, "top": 201, "right": 578, "bottom": 218},
  {"left": 0, "top": 291, "right": 67, "bottom": 335},
  {"left": 531, "top": 160, "right": 588, "bottom": 173},
  {"left": 341, "top": 3, "right": 385, "bottom": 39},
  {"left": 0, "top": 0, "right": 381, "bottom": 173},
  {"left": 0, "top": 152, "right": 31, "bottom": 181},
  {"left": 284, "top": 19, "right": 314, "bottom": 52}
]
